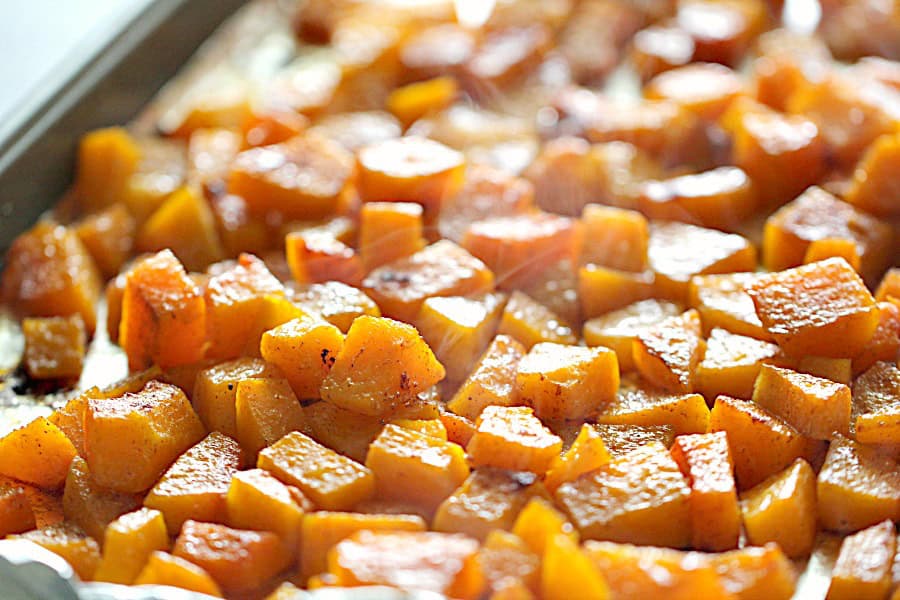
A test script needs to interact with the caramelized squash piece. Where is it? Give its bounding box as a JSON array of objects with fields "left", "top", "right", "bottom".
[
  {"left": 845, "top": 131, "right": 900, "bottom": 218},
  {"left": 290, "top": 281, "right": 380, "bottom": 333},
  {"left": 596, "top": 387, "right": 710, "bottom": 436},
  {"left": 301, "top": 400, "right": 383, "bottom": 464},
  {"left": 447, "top": 334, "right": 526, "bottom": 421},
  {"left": 193, "top": 358, "right": 282, "bottom": 439},
  {"left": 511, "top": 496, "right": 578, "bottom": 559},
  {"left": 593, "top": 424, "right": 676, "bottom": 458},
  {"left": 21, "top": 315, "right": 86, "bottom": 381},
  {"left": 225, "top": 469, "right": 306, "bottom": 561},
  {"left": 751, "top": 29, "right": 830, "bottom": 112},
  {"left": 826, "top": 519, "right": 896, "bottom": 600},
  {"left": 74, "top": 204, "right": 136, "bottom": 279},
  {"left": 358, "top": 202, "right": 427, "bottom": 271},
  {"left": 752, "top": 364, "right": 851, "bottom": 439},
  {"left": 0, "top": 417, "right": 76, "bottom": 491},
  {"left": 631, "top": 25, "right": 696, "bottom": 82},
  {"left": 235, "top": 378, "right": 307, "bottom": 458},
  {"left": 0, "top": 481, "right": 36, "bottom": 536},
  {"left": 477, "top": 530, "right": 540, "bottom": 595},
  {"left": 696, "top": 328, "right": 779, "bottom": 400},
  {"left": 851, "top": 301, "right": 900, "bottom": 376},
  {"left": 708, "top": 544, "right": 797, "bottom": 600},
  {"left": 286, "top": 230, "right": 365, "bottom": 287},
  {"left": 688, "top": 272, "right": 773, "bottom": 340},
  {"left": 645, "top": 63, "right": 745, "bottom": 121},
  {"left": 583, "top": 300, "right": 682, "bottom": 372},
  {"left": 75, "top": 127, "right": 141, "bottom": 213},
  {"left": 260, "top": 315, "right": 344, "bottom": 399},
  {"left": 14, "top": 522, "right": 100, "bottom": 581},
  {"left": 580, "top": 204, "right": 648, "bottom": 272},
  {"left": 578, "top": 265, "right": 656, "bottom": 319},
  {"left": 633, "top": 309, "right": 705, "bottom": 393},
  {"left": 387, "top": 76, "right": 458, "bottom": 126},
  {"left": 468, "top": 406, "right": 563, "bottom": 475},
  {"left": 676, "top": 0, "right": 767, "bottom": 67},
  {"left": 134, "top": 551, "right": 223, "bottom": 597},
  {"left": 542, "top": 533, "right": 611, "bottom": 600},
  {"left": 94, "top": 508, "right": 169, "bottom": 584},
  {"left": 852, "top": 362, "right": 900, "bottom": 447},
  {"left": 62, "top": 457, "right": 141, "bottom": 541},
  {"left": 497, "top": 290, "right": 576, "bottom": 349},
  {"left": 544, "top": 425, "right": 611, "bottom": 494}
]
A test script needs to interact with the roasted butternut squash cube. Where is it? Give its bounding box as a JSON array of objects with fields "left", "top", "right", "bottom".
[
  {"left": 357, "top": 136, "right": 466, "bottom": 218},
  {"left": 596, "top": 387, "right": 710, "bottom": 436},
  {"left": 580, "top": 204, "right": 648, "bottom": 272},
  {"left": 165, "top": 76, "right": 252, "bottom": 138},
  {"left": 477, "top": 530, "right": 540, "bottom": 595},
  {"left": 243, "top": 109, "right": 308, "bottom": 148},
  {"left": 853, "top": 362, "right": 900, "bottom": 446},
  {"left": 845, "top": 131, "right": 900, "bottom": 219},
  {"left": 446, "top": 334, "right": 525, "bottom": 421},
  {"left": 173, "top": 520, "right": 291, "bottom": 594},
  {"left": 228, "top": 134, "right": 354, "bottom": 220},
  {"left": 578, "top": 264, "right": 654, "bottom": 320},
  {"left": 300, "top": 511, "right": 426, "bottom": 580},
  {"left": 15, "top": 522, "right": 100, "bottom": 581},
  {"left": 670, "top": 431, "right": 740, "bottom": 551},
  {"left": 583, "top": 300, "right": 681, "bottom": 372},
  {"left": 365, "top": 424, "right": 469, "bottom": 516},
  {"left": 645, "top": 63, "right": 745, "bottom": 121},
  {"left": 752, "top": 364, "right": 852, "bottom": 439},
  {"left": 511, "top": 497, "right": 578, "bottom": 558},
  {"left": 362, "top": 240, "right": 494, "bottom": 323},
  {"left": 258, "top": 431, "right": 374, "bottom": 510},
  {"left": 144, "top": 432, "right": 242, "bottom": 534},
  {"left": 434, "top": 468, "right": 549, "bottom": 542},
  {"left": 544, "top": 424, "right": 611, "bottom": 494},
  {"left": 210, "top": 193, "right": 272, "bottom": 257},
  {"left": 648, "top": 221, "right": 756, "bottom": 303},
  {"left": 358, "top": 202, "right": 426, "bottom": 272},
  {"left": 85, "top": 380, "right": 202, "bottom": 494},
  {"left": 94, "top": 508, "right": 169, "bottom": 584},
  {"left": 440, "top": 408, "right": 477, "bottom": 447},
  {"left": 543, "top": 533, "right": 610, "bottom": 600},
  {"left": 696, "top": 328, "right": 780, "bottom": 400},
  {"left": 301, "top": 400, "right": 383, "bottom": 464},
  {"left": 875, "top": 268, "right": 900, "bottom": 302},
  {"left": 720, "top": 97, "right": 827, "bottom": 206},
  {"left": 826, "top": 519, "right": 896, "bottom": 600},
  {"left": 21, "top": 485, "right": 65, "bottom": 529},
  {"left": 555, "top": 443, "right": 692, "bottom": 547},
  {"left": 751, "top": 28, "right": 830, "bottom": 112},
  {"left": 633, "top": 309, "right": 705, "bottom": 394},
  {"left": 120, "top": 250, "right": 205, "bottom": 370},
  {"left": 817, "top": 435, "right": 900, "bottom": 532},
  {"left": 387, "top": 76, "right": 458, "bottom": 126},
  {"left": 1, "top": 222, "right": 101, "bottom": 334},
  {"left": 118, "top": 136, "right": 187, "bottom": 223},
  {"left": 468, "top": 406, "right": 563, "bottom": 475},
  {"left": 631, "top": 24, "right": 695, "bottom": 82},
  {"left": 802, "top": 238, "right": 861, "bottom": 273},
  {"left": 134, "top": 551, "right": 223, "bottom": 597},
  {"left": 259, "top": 315, "right": 343, "bottom": 400},
  {"left": 463, "top": 24, "right": 550, "bottom": 97},
  {"left": 62, "top": 457, "right": 140, "bottom": 541},
  {"left": 0, "top": 480, "right": 36, "bottom": 536},
  {"left": 707, "top": 544, "right": 797, "bottom": 600},
  {"left": 594, "top": 424, "right": 676, "bottom": 457},
  {"left": 235, "top": 378, "right": 307, "bottom": 458},
  {"left": 0, "top": 417, "right": 76, "bottom": 490},
  {"left": 497, "top": 290, "right": 576, "bottom": 349},
  {"left": 285, "top": 230, "right": 365, "bottom": 287},
  {"left": 75, "top": 127, "right": 141, "bottom": 213},
  {"left": 385, "top": 417, "right": 447, "bottom": 440},
  {"left": 709, "top": 395, "right": 815, "bottom": 489},
  {"left": 320, "top": 315, "right": 445, "bottom": 416},
  {"left": 290, "top": 281, "right": 380, "bottom": 333},
  {"left": 516, "top": 342, "right": 619, "bottom": 421},
  {"left": 852, "top": 301, "right": 900, "bottom": 376},
  {"left": 328, "top": 530, "right": 484, "bottom": 598},
  {"left": 193, "top": 358, "right": 281, "bottom": 439},
  {"left": 21, "top": 315, "right": 86, "bottom": 381},
  {"left": 748, "top": 258, "right": 879, "bottom": 358},
  {"left": 74, "top": 204, "right": 136, "bottom": 279},
  {"left": 415, "top": 292, "right": 506, "bottom": 383},
  {"left": 687, "top": 272, "right": 773, "bottom": 341},
  {"left": 225, "top": 469, "right": 306, "bottom": 560},
  {"left": 676, "top": 0, "right": 767, "bottom": 66}
]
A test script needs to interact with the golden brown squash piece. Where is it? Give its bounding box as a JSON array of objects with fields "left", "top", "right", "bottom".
[
  {"left": 752, "top": 364, "right": 851, "bottom": 439},
  {"left": 446, "top": 334, "right": 526, "bottom": 421},
  {"left": 193, "top": 357, "right": 282, "bottom": 439},
  {"left": 0, "top": 417, "right": 76, "bottom": 491},
  {"left": 747, "top": 257, "right": 879, "bottom": 358},
  {"left": 285, "top": 229, "right": 365, "bottom": 287},
  {"left": 580, "top": 204, "right": 649, "bottom": 272},
  {"left": 134, "top": 551, "right": 223, "bottom": 597},
  {"left": 387, "top": 76, "right": 458, "bottom": 126},
  {"left": 73, "top": 204, "right": 136, "bottom": 279},
  {"left": 845, "top": 131, "right": 900, "bottom": 219},
  {"left": 62, "top": 457, "right": 141, "bottom": 541},
  {"left": 852, "top": 362, "right": 900, "bottom": 447},
  {"left": 555, "top": 443, "right": 692, "bottom": 547},
  {"left": 751, "top": 28, "right": 830, "bottom": 112},
  {"left": 851, "top": 300, "right": 900, "bottom": 376},
  {"left": 290, "top": 281, "right": 381, "bottom": 333},
  {"left": 300, "top": 400, "right": 383, "bottom": 464},
  {"left": 542, "top": 533, "right": 611, "bottom": 600},
  {"left": 826, "top": 519, "right": 896, "bottom": 600},
  {"left": 14, "top": 522, "right": 101, "bottom": 581},
  {"left": 21, "top": 315, "right": 86, "bottom": 381},
  {"left": 0, "top": 480, "right": 36, "bottom": 537},
  {"left": 583, "top": 300, "right": 681, "bottom": 372},
  {"left": 477, "top": 530, "right": 541, "bottom": 596},
  {"left": 328, "top": 530, "right": 485, "bottom": 599},
  {"left": 633, "top": 309, "right": 705, "bottom": 393},
  {"left": 1, "top": 222, "right": 101, "bottom": 334},
  {"left": 468, "top": 406, "right": 563, "bottom": 475},
  {"left": 695, "top": 328, "right": 780, "bottom": 400},
  {"left": 512, "top": 496, "right": 578, "bottom": 560},
  {"left": 644, "top": 63, "right": 745, "bottom": 121},
  {"left": 596, "top": 387, "right": 710, "bottom": 436},
  {"left": 358, "top": 202, "right": 427, "bottom": 271},
  {"left": 260, "top": 315, "right": 344, "bottom": 400},
  {"left": 578, "top": 265, "right": 656, "bottom": 320},
  {"left": 75, "top": 127, "right": 141, "bottom": 213},
  {"left": 594, "top": 424, "right": 676, "bottom": 458},
  {"left": 94, "top": 508, "right": 169, "bottom": 584},
  {"left": 675, "top": 0, "right": 767, "bottom": 67},
  {"left": 708, "top": 543, "right": 797, "bottom": 600},
  {"left": 234, "top": 378, "right": 307, "bottom": 458},
  {"left": 739, "top": 459, "right": 817, "bottom": 558},
  {"left": 497, "top": 290, "right": 576, "bottom": 349},
  {"left": 688, "top": 272, "right": 772, "bottom": 341},
  {"left": 544, "top": 425, "right": 611, "bottom": 495}
]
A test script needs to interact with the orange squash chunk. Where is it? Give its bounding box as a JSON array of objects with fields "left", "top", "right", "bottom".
[
  {"left": 120, "top": 250, "right": 206, "bottom": 370},
  {"left": 511, "top": 496, "right": 578, "bottom": 558},
  {"left": 763, "top": 186, "right": 893, "bottom": 286},
  {"left": 258, "top": 431, "right": 374, "bottom": 510},
  {"left": 193, "top": 358, "right": 282, "bottom": 439},
  {"left": 84, "top": 381, "right": 204, "bottom": 493},
  {"left": 675, "top": 0, "right": 767, "bottom": 67},
  {"left": 1, "top": 222, "right": 101, "bottom": 334},
  {"left": 752, "top": 364, "right": 851, "bottom": 439},
  {"left": 327, "top": 530, "right": 483, "bottom": 598},
  {"left": 468, "top": 406, "right": 563, "bottom": 475},
  {"left": 94, "top": 508, "right": 169, "bottom": 584},
  {"left": 204, "top": 254, "right": 284, "bottom": 361},
  {"left": 357, "top": 136, "right": 466, "bottom": 218},
  {"left": 708, "top": 544, "right": 797, "bottom": 600},
  {"left": 461, "top": 212, "right": 580, "bottom": 291},
  {"left": 544, "top": 425, "right": 611, "bottom": 495},
  {"left": 688, "top": 272, "right": 772, "bottom": 340},
  {"left": 116, "top": 136, "right": 187, "bottom": 224},
  {"left": 260, "top": 315, "right": 344, "bottom": 399},
  {"left": 463, "top": 24, "right": 550, "bottom": 95},
  {"left": 173, "top": 520, "right": 291, "bottom": 595},
  {"left": 387, "top": 76, "right": 458, "bottom": 126},
  {"left": 747, "top": 258, "right": 879, "bottom": 358},
  {"left": 415, "top": 292, "right": 506, "bottom": 383},
  {"left": 235, "top": 378, "right": 307, "bottom": 458},
  {"left": 0, "top": 417, "right": 76, "bottom": 491},
  {"left": 648, "top": 221, "right": 756, "bottom": 303},
  {"left": 751, "top": 28, "right": 830, "bottom": 112},
  {"left": 580, "top": 204, "right": 648, "bottom": 272},
  {"left": 225, "top": 469, "right": 306, "bottom": 561},
  {"left": 290, "top": 281, "right": 380, "bottom": 333},
  {"left": 852, "top": 301, "right": 900, "bottom": 376},
  {"left": 845, "top": 132, "right": 900, "bottom": 218},
  {"left": 358, "top": 202, "right": 426, "bottom": 271},
  {"left": 228, "top": 133, "right": 354, "bottom": 220},
  {"left": 599, "top": 385, "right": 710, "bottom": 440},
  {"left": 144, "top": 432, "right": 242, "bottom": 534},
  {"left": 301, "top": 400, "right": 383, "bottom": 464},
  {"left": 209, "top": 194, "right": 271, "bottom": 257},
  {"left": 285, "top": 230, "right": 365, "bottom": 287},
  {"left": 817, "top": 435, "right": 900, "bottom": 532},
  {"left": 875, "top": 268, "right": 900, "bottom": 302},
  {"left": 135, "top": 551, "right": 223, "bottom": 597},
  {"left": 62, "top": 457, "right": 141, "bottom": 541},
  {"left": 516, "top": 342, "right": 619, "bottom": 421},
  {"left": 74, "top": 204, "right": 136, "bottom": 279},
  {"left": 497, "top": 290, "right": 576, "bottom": 349},
  {"left": 670, "top": 431, "right": 740, "bottom": 551},
  {"left": 0, "top": 479, "right": 36, "bottom": 537},
  {"left": 21, "top": 315, "right": 86, "bottom": 381},
  {"left": 720, "top": 97, "right": 827, "bottom": 206},
  {"left": 75, "top": 127, "right": 142, "bottom": 212},
  {"left": 852, "top": 362, "right": 900, "bottom": 447},
  {"left": 802, "top": 238, "right": 861, "bottom": 274},
  {"left": 583, "top": 300, "right": 680, "bottom": 373},
  {"left": 578, "top": 265, "right": 656, "bottom": 319},
  {"left": 542, "top": 533, "right": 611, "bottom": 600},
  {"left": 447, "top": 335, "right": 525, "bottom": 421},
  {"left": 477, "top": 530, "right": 540, "bottom": 595},
  {"left": 398, "top": 23, "right": 475, "bottom": 80},
  {"left": 433, "top": 468, "right": 548, "bottom": 542},
  {"left": 362, "top": 240, "right": 494, "bottom": 323},
  {"left": 555, "top": 443, "right": 691, "bottom": 547},
  {"left": 826, "top": 519, "right": 896, "bottom": 600},
  {"left": 645, "top": 63, "right": 745, "bottom": 121},
  {"left": 695, "top": 328, "right": 779, "bottom": 400},
  {"left": 633, "top": 309, "right": 705, "bottom": 393},
  {"left": 242, "top": 108, "right": 308, "bottom": 148},
  {"left": 14, "top": 522, "right": 101, "bottom": 580},
  {"left": 594, "top": 424, "right": 676, "bottom": 457}
]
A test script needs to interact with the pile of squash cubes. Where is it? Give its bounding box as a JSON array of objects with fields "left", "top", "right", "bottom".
[{"left": 1, "top": 0, "right": 900, "bottom": 598}]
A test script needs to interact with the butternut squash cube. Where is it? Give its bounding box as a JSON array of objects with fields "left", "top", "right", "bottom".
[
  {"left": 62, "top": 457, "right": 141, "bottom": 541},
  {"left": 193, "top": 357, "right": 282, "bottom": 439},
  {"left": 633, "top": 309, "right": 705, "bottom": 393},
  {"left": 300, "top": 511, "right": 426, "bottom": 580},
  {"left": 173, "top": 520, "right": 291, "bottom": 595},
  {"left": 362, "top": 240, "right": 494, "bottom": 323},
  {"left": 687, "top": 272, "right": 772, "bottom": 341},
  {"left": 260, "top": 315, "right": 344, "bottom": 399},
  {"left": 875, "top": 268, "right": 900, "bottom": 302},
  {"left": 301, "top": 400, "right": 383, "bottom": 464},
  {"left": 320, "top": 315, "right": 445, "bottom": 417},
  {"left": 235, "top": 378, "right": 307, "bottom": 458},
  {"left": 747, "top": 258, "right": 879, "bottom": 358},
  {"left": 583, "top": 299, "right": 682, "bottom": 372},
  {"left": 851, "top": 300, "right": 900, "bottom": 376},
  {"left": 285, "top": 230, "right": 365, "bottom": 287},
  {"left": 0, "top": 417, "right": 76, "bottom": 490},
  {"left": 644, "top": 62, "right": 745, "bottom": 121},
  {"left": 464, "top": 25, "right": 551, "bottom": 96},
  {"left": 225, "top": 469, "right": 306, "bottom": 560},
  {"left": 696, "top": 328, "right": 780, "bottom": 400},
  {"left": 440, "top": 408, "right": 478, "bottom": 447},
  {"left": 387, "top": 76, "right": 458, "bottom": 126},
  {"left": 852, "top": 361, "right": 900, "bottom": 446},
  {"left": 120, "top": 250, "right": 206, "bottom": 370},
  {"left": 447, "top": 335, "right": 526, "bottom": 421},
  {"left": 845, "top": 131, "right": 900, "bottom": 218},
  {"left": 516, "top": 342, "right": 619, "bottom": 421},
  {"left": 555, "top": 443, "right": 692, "bottom": 547},
  {"left": 0, "top": 480, "right": 36, "bottom": 536},
  {"left": 21, "top": 315, "right": 86, "bottom": 381},
  {"left": 631, "top": 26, "right": 696, "bottom": 83},
  {"left": 817, "top": 435, "right": 900, "bottom": 532},
  {"left": 258, "top": 431, "right": 374, "bottom": 510},
  {"left": 477, "top": 530, "right": 540, "bottom": 595},
  {"left": 512, "top": 497, "right": 578, "bottom": 557},
  {"left": 670, "top": 431, "right": 741, "bottom": 551},
  {"left": 290, "top": 281, "right": 380, "bottom": 333},
  {"left": 580, "top": 204, "right": 649, "bottom": 272},
  {"left": 467, "top": 406, "right": 563, "bottom": 474},
  {"left": 365, "top": 424, "right": 469, "bottom": 516},
  {"left": 596, "top": 387, "right": 710, "bottom": 436},
  {"left": 94, "top": 508, "right": 169, "bottom": 584},
  {"left": 708, "top": 544, "right": 797, "bottom": 600},
  {"left": 327, "top": 530, "right": 484, "bottom": 599},
  {"left": 497, "top": 290, "right": 576, "bottom": 349},
  {"left": 751, "top": 28, "right": 830, "bottom": 112},
  {"left": 676, "top": 0, "right": 767, "bottom": 67},
  {"left": 75, "top": 127, "right": 141, "bottom": 212},
  {"left": 826, "top": 519, "right": 896, "bottom": 600},
  {"left": 134, "top": 551, "right": 223, "bottom": 597},
  {"left": 542, "top": 534, "right": 610, "bottom": 600},
  {"left": 594, "top": 424, "right": 676, "bottom": 457},
  {"left": 752, "top": 364, "right": 852, "bottom": 439},
  {"left": 144, "top": 432, "right": 243, "bottom": 534},
  {"left": 358, "top": 202, "right": 427, "bottom": 271},
  {"left": 578, "top": 265, "right": 656, "bottom": 319},
  {"left": 73, "top": 204, "right": 136, "bottom": 279},
  {"left": 434, "top": 468, "right": 548, "bottom": 542},
  {"left": 544, "top": 424, "right": 611, "bottom": 494},
  {"left": 15, "top": 522, "right": 100, "bottom": 581}
]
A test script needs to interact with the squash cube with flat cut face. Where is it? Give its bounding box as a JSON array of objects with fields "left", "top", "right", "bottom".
[
  {"left": 62, "top": 457, "right": 141, "bottom": 541},
  {"left": 826, "top": 519, "right": 896, "bottom": 600},
  {"left": 467, "top": 406, "right": 563, "bottom": 475},
  {"left": 596, "top": 386, "right": 710, "bottom": 436},
  {"left": 447, "top": 334, "right": 526, "bottom": 422},
  {"left": 94, "top": 508, "right": 169, "bottom": 585},
  {"left": 260, "top": 314, "right": 344, "bottom": 400},
  {"left": 695, "top": 328, "right": 780, "bottom": 400},
  {"left": 290, "top": 280, "right": 381, "bottom": 333},
  {"left": 544, "top": 424, "right": 611, "bottom": 494},
  {"left": 22, "top": 315, "right": 87, "bottom": 381},
  {"left": 193, "top": 358, "right": 282, "bottom": 439},
  {"left": 852, "top": 361, "right": 900, "bottom": 446},
  {"left": 0, "top": 417, "right": 76, "bottom": 490},
  {"left": 497, "top": 290, "right": 576, "bottom": 349},
  {"left": 583, "top": 299, "right": 682, "bottom": 372},
  {"left": 633, "top": 309, "right": 705, "bottom": 394},
  {"left": 134, "top": 551, "right": 223, "bottom": 597},
  {"left": 234, "top": 377, "right": 307, "bottom": 458}
]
